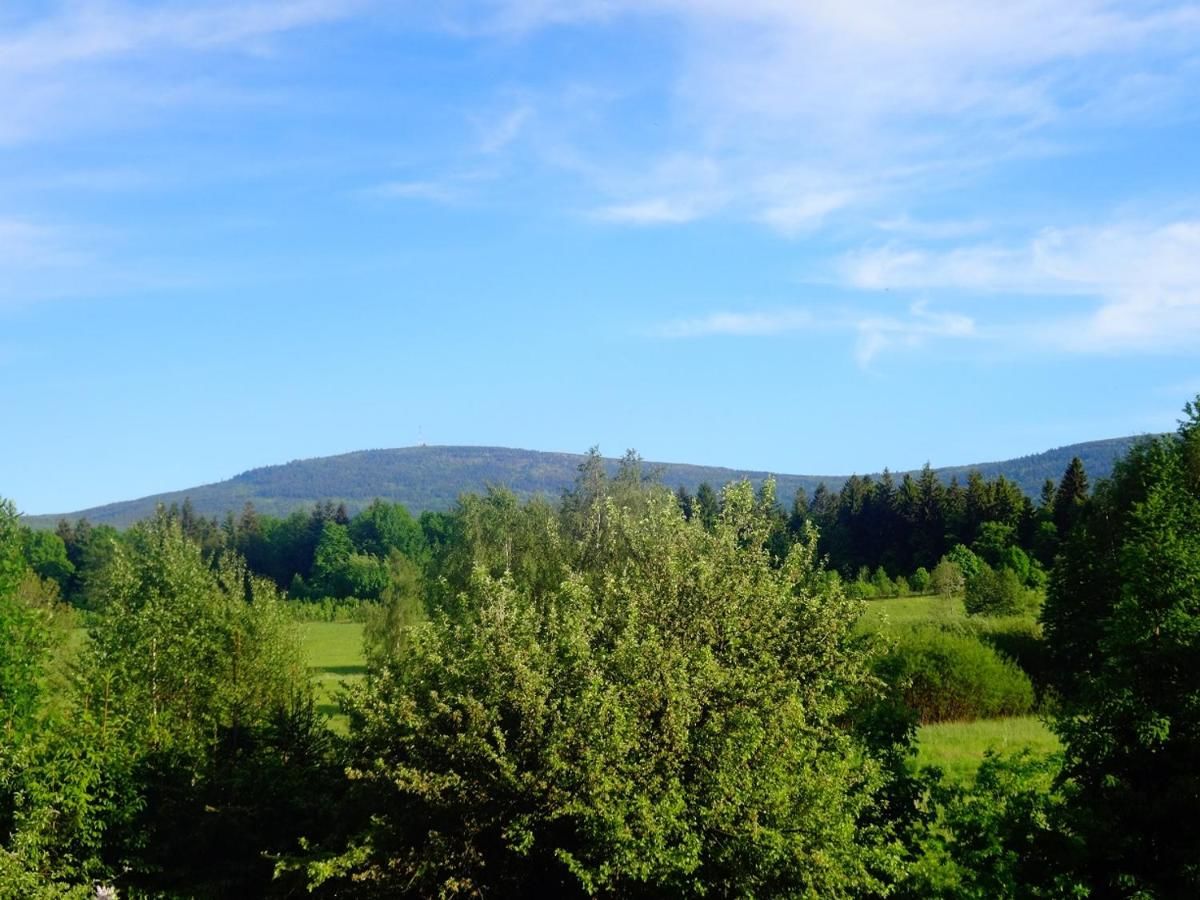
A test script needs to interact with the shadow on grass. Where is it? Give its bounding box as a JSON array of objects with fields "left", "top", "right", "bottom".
[{"left": 314, "top": 664, "right": 366, "bottom": 676}]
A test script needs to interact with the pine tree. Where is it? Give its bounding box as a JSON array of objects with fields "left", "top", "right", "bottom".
[{"left": 1052, "top": 456, "right": 1089, "bottom": 535}]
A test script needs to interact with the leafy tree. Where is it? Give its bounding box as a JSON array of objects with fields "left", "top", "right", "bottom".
[
  {"left": 33, "top": 511, "right": 323, "bottom": 894},
  {"left": 309, "top": 520, "right": 355, "bottom": 596},
  {"left": 903, "top": 752, "right": 1080, "bottom": 899},
  {"left": 349, "top": 499, "right": 427, "bottom": 563},
  {"left": 970, "top": 521, "right": 1015, "bottom": 568},
  {"left": 19, "top": 530, "right": 74, "bottom": 595},
  {"left": 307, "top": 483, "right": 900, "bottom": 896},
  {"left": 1045, "top": 402, "right": 1200, "bottom": 896},
  {"left": 964, "top": 564, "right": 1031, "bottom": 617},
  {"left": 929, "top": 559, "right": 965, "bottom": 597},
  {"left": 945, "top": 544, "right": 982, "bottom": 582},
  {"left": 871, "top": 565, "right": 896, "bottom": 597},
  {"left": 873, "top": 626, "right": 1034, "bottom": 723},
  {"left": 363, "top": 550, "right": 427, "bottom": 665},
  {"left": 0, "top": 500, "right": 54, "bottom": 740},
  {"left": 910, "top": 566, "right": 932, "bottom": 594}
]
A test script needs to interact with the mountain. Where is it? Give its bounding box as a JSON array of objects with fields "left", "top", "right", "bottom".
[{"left": 21, "top": 436, "right": 1149, "bottom": 530}]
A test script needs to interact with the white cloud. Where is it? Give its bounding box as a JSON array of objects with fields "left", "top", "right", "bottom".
[
  {"left": 854, "top": 301, "right": 976, "bottom": 365},
  {"left": 0, "top": 0, "right": 360, "bottom": 71},
  {"left": 0, "top": 1, "right": 364, "bottom": 144},
  {"left": 875, "top": 215, "right": 991, "bottom": 240},
  {"left": 757, "top": 191, "right": 854, "bottom": 235},
  {"left": 655, "top": 309, "right": 813, "bottom": 337},
  {"left": 652, "top": 300, "right": 976, "bottom": 365},
  {"left": 593, "top": 198, "right": 708, "bottom": 225},
  {"left": 465, "top": 1, "right": 1200, "bottom": 230},
  {"left": 0, "top": 216, "right": 186, "bottom": 307},
  {"left": 0, "top": 219, "right": 77, "bottom": 268},
  {"left": 843, "top": 220, "right": 1200, "bottom": 354},
  {"left": 370, "top": 180, "right": 461, "bottom": 203},
  {"left": 477, "top": 105, "right": 534, "bottom": 153}
]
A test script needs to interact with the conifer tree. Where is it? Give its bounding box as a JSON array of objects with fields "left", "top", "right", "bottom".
[{"left": 1052, "top": 456, "right": 1089, "bottom": 535}]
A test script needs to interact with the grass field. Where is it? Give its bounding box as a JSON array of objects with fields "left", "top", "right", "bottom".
[
  {"left": 862, "top": 595, "right": 1059, "bottom": 783},
  {"left": 300, "top": 622, "right": 365, "bottom": 729},
  {"left": 916, "top": 716, "right": 1060, "bottom": 783},
  {"left": 861, "top": 594, "right": 967, "bottom": 629}
]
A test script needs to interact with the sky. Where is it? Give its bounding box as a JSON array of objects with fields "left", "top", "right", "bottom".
[{"left": 3, "top": 0, "right": 1200, "bottom": 514}]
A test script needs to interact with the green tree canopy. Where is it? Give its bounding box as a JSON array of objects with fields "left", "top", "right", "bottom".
[
  {"left": 1044, "top": 401, "right": 1200, "bottom": 896},
  {"left": 309, "top": 482, "right": 900, "bottom": 897}
]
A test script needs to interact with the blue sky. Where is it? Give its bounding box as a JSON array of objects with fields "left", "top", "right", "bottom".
[{"left": 3, "top": 0, "right": 1199, "bottom": 514}]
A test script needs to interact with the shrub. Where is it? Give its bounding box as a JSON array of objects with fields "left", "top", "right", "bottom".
[
  {"left": 967, "top": 616, "right": 1050, "bottom": 698},
  {"left": 874, "top": 625, "right": 1035, "bottom": 723},
  {"left": 903, "top": 751, "right": 1079, "bottom": 898},
  {"left": 287, "top": 596, "right": 374, "bottom": 622},
  {"left": 871, "top": 566, "right": 895, "bottom": 596},
  {"left": 964, "top": 564, "right": 1036, "bottom": 617}
]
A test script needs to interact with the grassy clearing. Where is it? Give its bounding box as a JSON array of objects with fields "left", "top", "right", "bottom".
[
  {"left": 300, "top": 621, "right": 365, "bottom": 731},
  {"left": 916, "top": 716, "right": 1060, "bottom": 784},
  {"left": 861, "top": 594, "right": 966, "bottom": 629}
]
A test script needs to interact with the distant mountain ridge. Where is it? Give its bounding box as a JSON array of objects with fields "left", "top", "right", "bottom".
[{"left": 21, "top": 436, "right": 1149, "bottom": 529}]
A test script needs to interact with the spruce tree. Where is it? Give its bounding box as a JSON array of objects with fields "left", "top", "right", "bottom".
[{"left": 1052, "top": 456, "right": 1089, "bottom": 535}]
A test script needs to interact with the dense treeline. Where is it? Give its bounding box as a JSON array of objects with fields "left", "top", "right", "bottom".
[
  {"left": 24, "top": 438, "right": 1141, "bottom": 532},
  {"left": 1, "top": 405, "right": 1198, "bottom": 896},
  {"left": 36, "top": 450, "right": 1092, "bottom": 620}
]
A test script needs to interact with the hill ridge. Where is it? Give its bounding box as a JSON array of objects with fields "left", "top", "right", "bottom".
[{"left": 21, "top": 436, "right": 1149, "bottom": 529}]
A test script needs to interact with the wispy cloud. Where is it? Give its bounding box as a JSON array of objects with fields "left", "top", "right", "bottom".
[
  {"left": 875, "top": 215, "right": 992, "bottom": 241},
  {"left": 593, "top": 198, "right": 708, "bottom": 225},
  {"left": 0, "top": 218, "right": 79, "bottom": 269},
  {"left": 655, "top": 309, "right": 813, "bottom": 338},
  {"left": 477, "top": 105, "right": 534, "bottom": 153},
  {"left": 757, "top": 191, "right": 854, "bottom": 236},
  {"left": 465, "top": 1, "right": 1200, "bottom": 230},
  {"left": 843, "top": 220, "right": 1200, "bottom": 354},
  {"left": 854, "top": 301, "right": 976, "bottom": 365},
  {"left": 370, "top": 180, "right": 463, "bottom": 203},
  {"left": 0, "top": 216, "right": 186, "bottom": 307},
  {"left": 652, "top": 300, "right": 976, "bottom": 365},
  {"left": 0, "top": 0, "right": 364, "bottom": 144},
  {"left": 0, "top": 0, "right": 361, "bottom": 70}
]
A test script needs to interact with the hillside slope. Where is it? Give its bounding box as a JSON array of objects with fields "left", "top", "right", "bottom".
[{"left": 22, "top": 436, "right": 1148, "bottom": 529}]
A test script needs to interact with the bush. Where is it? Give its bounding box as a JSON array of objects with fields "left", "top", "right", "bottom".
[
  {"left": 967, "top": 616, "right": 1050, "bottom": 699},
  {"left": 287, "top": 596, "right": 374, "bottom": 622},
  {"left": 964, "top": 564, "right": 1036, "bottom": 617},
  {"left": 903, "top": 751, "right": 1079, "bottom": 898},
  {"left": 874, "top": 625, "right": 1035, "bottom": 723}
]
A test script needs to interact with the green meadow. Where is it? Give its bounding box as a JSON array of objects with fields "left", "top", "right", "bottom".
[{"left": 301, "top": 621, "right": 365, "bottom": 729}]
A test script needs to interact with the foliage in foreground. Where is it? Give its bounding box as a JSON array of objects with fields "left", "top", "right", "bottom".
[
  {"left": 1, "top": 513, "right": 340, "bottom": 896},
  {"left": 1044, "top": 399, "right": 1200, "bottom": 897},
  {"left": 302, "top": 483, "right": 904, "bottom": 897}
]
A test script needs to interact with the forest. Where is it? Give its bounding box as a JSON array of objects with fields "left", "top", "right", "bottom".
[{"left": 2, "top": 399, "right": 1198, "bottom": 897}]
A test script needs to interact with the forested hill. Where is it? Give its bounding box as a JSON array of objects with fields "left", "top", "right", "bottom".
[{"left": 23, "top": 436, "right": 1146, "bottom": 529}]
